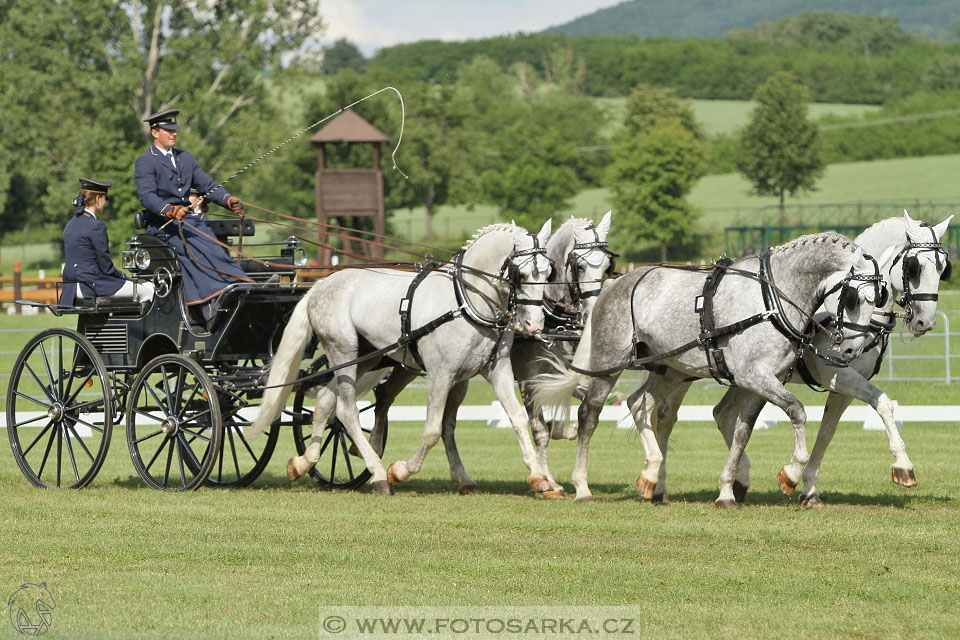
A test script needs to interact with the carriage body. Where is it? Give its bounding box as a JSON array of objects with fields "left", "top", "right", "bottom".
[{"left": 5, "top": 220, "right": 328, "bottom": 491}]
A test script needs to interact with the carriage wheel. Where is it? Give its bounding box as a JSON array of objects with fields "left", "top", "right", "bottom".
[
  {"left": 126, "top": 355, "right": 222, "bottom": 491},
  {"left": 6, "top": 329, "right": 112, "bottom": 489},
  {"left": 203, "top": 384, "right": 280, "bottom": 488},
  {"left": 288, "top": 358, "right": 387, "bottom": 490}
]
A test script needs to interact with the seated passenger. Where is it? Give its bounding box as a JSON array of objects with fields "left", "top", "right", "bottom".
[
  {"left": 133, "top": 109, "right": 252, "bottom": 320},
  {"left": 60, "top": 178, "right": 154, "bottom": 306}
]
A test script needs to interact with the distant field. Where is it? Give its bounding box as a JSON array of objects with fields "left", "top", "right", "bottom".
[{"left": 597, "top": 98, "right": 882, "bottom": 137}]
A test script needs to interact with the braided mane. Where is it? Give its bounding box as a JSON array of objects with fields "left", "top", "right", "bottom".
[
  {"left": 769, "top": 231, "right": 855, "bottom": 254},
  {"left": 461, "top": 223, "right": 517, "bottom": 250}
]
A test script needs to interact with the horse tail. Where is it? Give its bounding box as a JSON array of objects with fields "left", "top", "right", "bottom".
[
  {"left": 246, "top": 291, "right": 314, "bottom": 439},
  {"left": 530, "top": 318, "right": 593, "bottom": 416}
]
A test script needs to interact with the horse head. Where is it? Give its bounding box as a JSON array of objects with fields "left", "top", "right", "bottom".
[{"left": 895, "top": 210, "right": 954, "bottom": 336}]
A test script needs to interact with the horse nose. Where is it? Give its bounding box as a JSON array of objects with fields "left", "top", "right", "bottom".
[
  {"left": 842, "top": 345, "right": 860, "bottom": 361},
  {"left": 522, "top": 316, "right": 543, "bottom": 334}
]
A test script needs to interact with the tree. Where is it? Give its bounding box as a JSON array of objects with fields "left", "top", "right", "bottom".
[
  {"left": 606, "top": 86, "right": 709, "bottom": 261},
  {"left": 0, "top": 0, "right": 323, "bottom": 250},
  {"left": 736, "top": 71, "right": 826, "bottom": 218},
  {"left": 321, "top": 39, "right": 367, "bottom": 75}
]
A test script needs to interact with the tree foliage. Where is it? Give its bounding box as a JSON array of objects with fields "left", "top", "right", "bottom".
[
  {"left": 736, "top": 72, "right": 826, "bottom": 212},
  {"left": 606, "top": 86, "right": 709, "bottom": 259},
  {"left": 0, "top": 0, "right": 322, "bottom": 250},
  {"left": 321, "top": 39, "right": 367, "bottom": 75}
]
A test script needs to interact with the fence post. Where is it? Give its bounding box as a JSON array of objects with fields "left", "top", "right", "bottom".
[
  {"left": 13, "top": 261, "right": 22, "bottom": 315},
  {"left": 942, "top": 311, "right": 951, "bottom": 384}
]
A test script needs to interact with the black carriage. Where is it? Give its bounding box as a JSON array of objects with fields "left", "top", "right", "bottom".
[{"left": 6, "top": 220, "right": 385, "bottom": 491}]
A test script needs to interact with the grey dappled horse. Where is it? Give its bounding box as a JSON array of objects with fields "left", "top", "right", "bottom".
[
  {"left": 247, "top": 222, "right": 554, "bottom": 495},
  {"left": 351, "top": 213, "right": 616, "bottom": 496},
  {"left": 647, "top": 212, "right": 953, "bottom": 506},
  {"left": 532, "top": 231, "right": 882, "bottom": 507}
]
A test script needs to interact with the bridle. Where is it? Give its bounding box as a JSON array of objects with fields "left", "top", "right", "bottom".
[
  {"left": 888, "top": 223, "right": 952, "bottom": 319},
  {"left": 563, "top": 224, "right": 618, "bottom": 303},
  {"left": 821, "top": 253, "right": 887, "bottom": 343},
  {"left": 454, "top": 232, "right": 552, "bottom": 330}
]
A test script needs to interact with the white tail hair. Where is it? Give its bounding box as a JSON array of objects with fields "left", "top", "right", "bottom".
[
  {"left": 246, "top": 292, "right": 314, "bottom": 439},
  {"left": 530, "top": 318, "right": 593, "bottom": 418}
]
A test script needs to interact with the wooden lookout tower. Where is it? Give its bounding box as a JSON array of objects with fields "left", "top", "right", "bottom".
[{"left": 310, "top": 109, "right": 390, "bottom": 264}]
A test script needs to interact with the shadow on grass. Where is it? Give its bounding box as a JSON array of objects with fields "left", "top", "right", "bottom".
[{"left": 107, "top": 471, "right": 952, "bottom": 508}]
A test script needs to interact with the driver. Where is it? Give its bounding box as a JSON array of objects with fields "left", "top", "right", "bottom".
[{"left": 133, "top": 109, "right": 252, "bottom": 320}]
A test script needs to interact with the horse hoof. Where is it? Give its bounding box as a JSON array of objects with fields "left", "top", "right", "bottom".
[
  {"left": 287, "top": 457, "right": 303, "bottom": 482},
  {"left": 799, "top": 492, "right": 824, "bottom": 508},
  {"left": 348, "top": 444, "right": 361, "bottom": 458},
  {"left": 371, "top": 481, "right": 394, "bottom": 496},
  {"left": 715, "top": 498, "right": 738, "bottom": 509},
  {"left": 527, "top": 475, "right": 551, "bottom": 493},
  {"left": 387, "top": 461, "right": 409, "bottom": 486},
  {"left": 635, "top": 475, "right": 657, "bottom": 500},
  {"left": 542, "top": 489, "right": 566, "bottom": 499},
  {"left": 733, "top": 480, "right": 749, "bottom": 503},
  {"left": 892, "top": 467, "right": 917, "bottom": 488},
  {"left": 777, "top": 468, "right": 797, "bottom": 496},
  {"left": 651, "top": 493, "right": 668, "bottom": 505},
  {"left": 574, "top": 495, "right": 594, "bottom": 503},
  {"left": 458, "top": 483, "right": 479, "bottom": 495}
]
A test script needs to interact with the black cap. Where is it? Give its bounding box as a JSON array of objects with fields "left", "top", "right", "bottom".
[
  {"left": 144, "top": 109, "right": 180, "bottom": 131},
  {"left": 78, "top": 178, "right": 112, "bottom": 194}
]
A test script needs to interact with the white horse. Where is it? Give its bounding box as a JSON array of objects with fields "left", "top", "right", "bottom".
[
  {"left": 532, "top": 232, "right": 883, "bottom": 506},
  {"left": 283, "top": 213, "right": 615, "bottom": 496},
  {"left": 247, "top": 222, "right": 554, "bottom": 495},
  {"left": 647, "top": 211, "right": 953, "bottom": 505}
]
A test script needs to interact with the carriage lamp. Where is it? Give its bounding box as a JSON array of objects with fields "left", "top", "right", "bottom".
[
  {"left": 134, "top": 249, "right": 151, "bottom": 270},
  {"left": 283, "top": 236, "right": 308, "bottom": 267},
  {"left": 122, "top": 238, "right": 150, "bottom": 271}
]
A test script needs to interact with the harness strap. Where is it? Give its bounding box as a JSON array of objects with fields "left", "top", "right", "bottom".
[
  {"left": 399, "top": 262, "right": 439, "bottom": 370},
  {"left": 696, "top": 257, "right": 735, "bottom": 384}
]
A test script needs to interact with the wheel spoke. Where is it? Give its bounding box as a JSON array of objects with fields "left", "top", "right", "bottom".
[
  {"left": 143, "top": 378, "right": 170, "bottom": 418},
  {"left": 162, "top": 435, "right": 175, "bottom": 486},
  {"left": 38, "top": 341, "right": 59, "bottom": 402},
  {"left": 36, "top": 423, "right": 58, "bottom": 479},
  {"left": 21, "top": 420, "right": 54, "bottom": 456},
  {"left": 317, "top": 428, "right": 335, "bottom": 458},
  {"left": 134, "top": 428, "right": 165, "bottom": 445},
  {"left": 176, "top": 433, "right": 204, "bottom": 475},
  {"left": 56, "top": 421, "right": 63, "bottom": 487},
  {"left": 63, "top": 424, "right": 81, "bottom": 483},
  {"left": 224, "top": 426, "right": 241, "bottom": 481},
  {"left": 13, "top": 390, "right": 54, "bottom": 410},
  {"left": 235, "top": 425, "right": 260, "bottom": 463},
  {"left": 144, "top": 435, "right": 170, "bottom": 473},
  {"left": 330, "top": 428, "right": 339, "bottom": 480},
  {"left": 11, "top": 413, "right": 50, "bottom": 430},
  {"left": 70, "top": 415, "right": 105, "bottom": 434},
  {"left": 175, "top": 436, "right": 188, "bottom": 489},
  {"left": 178, "top": 426, "right": 212, "bottom": 442},
  {"left": 160, "top": 364, "right": 177, "bottom": 417},
  {"left": 338, "top": 430, "right": 355, "bottom": 481},
  {"left": 23, "top": 361, "right": 56, "bottom": 404},
  {"left": 179, "top": 407, "right": 213, "bottom": 428},
  {"left": 63, "top": 371, "right": 97, "bottom": 408},
  {"left": 65, "top": 422, "right": 95, "bottom": 462},
  {"left": 178, "top": 377, "right": 202, "bottom": 421},
  {"left": 134, "top": 407, "right": 167, "bottom": 424}
]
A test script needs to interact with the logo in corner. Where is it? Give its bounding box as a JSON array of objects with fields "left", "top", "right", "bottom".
[{"left": 8, "top": 583, "right": 56, "bottom": 636}]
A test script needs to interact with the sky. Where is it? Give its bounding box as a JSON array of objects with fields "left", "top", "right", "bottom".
[{"left": 319, "top": 0, "right": 624, "bottom": 55}]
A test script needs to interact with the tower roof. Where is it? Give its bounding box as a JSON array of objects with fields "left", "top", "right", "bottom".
[{"left": 310, "top": 109, "right": 390, "bottom": 144}]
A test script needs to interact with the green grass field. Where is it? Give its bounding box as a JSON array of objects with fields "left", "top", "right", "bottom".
[{"left": 1, "top": 295, "right": 959, "bottom": 638}]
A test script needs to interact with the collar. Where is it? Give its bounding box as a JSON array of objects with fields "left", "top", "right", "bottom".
[
  {"left": 83, "top": 208, "right": 97, "bottom": 219},
  {"left": 153, "top": 144, "right": 174, "bottom": 157}
]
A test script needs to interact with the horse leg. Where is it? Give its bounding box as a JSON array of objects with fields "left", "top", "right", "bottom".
[
  {"left": 815, "top": 366, "right": 914, "bottom": 491},
  {"left": 713, "top": 387, "right": 752, "bottom": 503},
  {"left": 328, "top": 358, "right": 391, "bottom": 494},
  {"left": 439, "top": 380, "right": 479, "bottom": 494},
  {"left": 484, "top": 356, "right": 551, "bottom": 495},
  {"left": 287, "top": 381, "right": 339, "bottom": 482},
  {"left": 571, "top": 374, "right": 618, "bottom": 502},
  {"left": 716, "top": 393, "right": 765, "bottom": 508},
  {"left": 629, "top": 373, "right": 682, "bottom": 501},
  {"left": 387, "top": 374, "right": 452, "bottom": 486},
  {"left": 367, "top": 365, "right": 419, "bottom": 458},
  {"left": 798, "top": 391, "right": 851, "bottom": 507},
  {"left": 520, "top": 380, "right": 565, "bottom": 497},
  {"left": 649, "top": 379, "right": 693, "bottom": 503}
]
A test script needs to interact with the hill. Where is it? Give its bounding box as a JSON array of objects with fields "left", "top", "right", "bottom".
[{"left": 544, "top": 0, "right": 960, "bottom": 40}]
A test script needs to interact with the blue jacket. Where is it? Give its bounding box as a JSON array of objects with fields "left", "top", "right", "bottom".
[
  {"left": 60, "top": 212, "right": 126, "bottom": 306},
  {"left": 134, "top": 145, "right": 232, "bottom": 226}
]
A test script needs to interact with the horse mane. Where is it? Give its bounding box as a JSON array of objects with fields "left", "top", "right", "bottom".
[
  {"left": 855, "top": 217, "right": 905, "bottom": 247},
  {"left": 769, "top": 230, "right": 855, "bottom": 255},
  {"left": 461, "top": 223, "right": 517, "bottom": 251}
]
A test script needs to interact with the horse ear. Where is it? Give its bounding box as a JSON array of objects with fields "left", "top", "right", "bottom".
[
  {"left": 851, "top": 245, "right": 864, "bottom": 267},
  {"left": 597, "top": 210, "right": 611, "bottom": 240},
  {"left": 933, "top": 214, "right": 954, "bottom": 241},
  {"left": 537, "top": 218, "right": 552, "bottom": 245},
  {"left": 876, "top": 245, "right": 898, "bottom": 271},
  {"left": 904, "top": 210, "right": 924, "bottom": 241}
]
